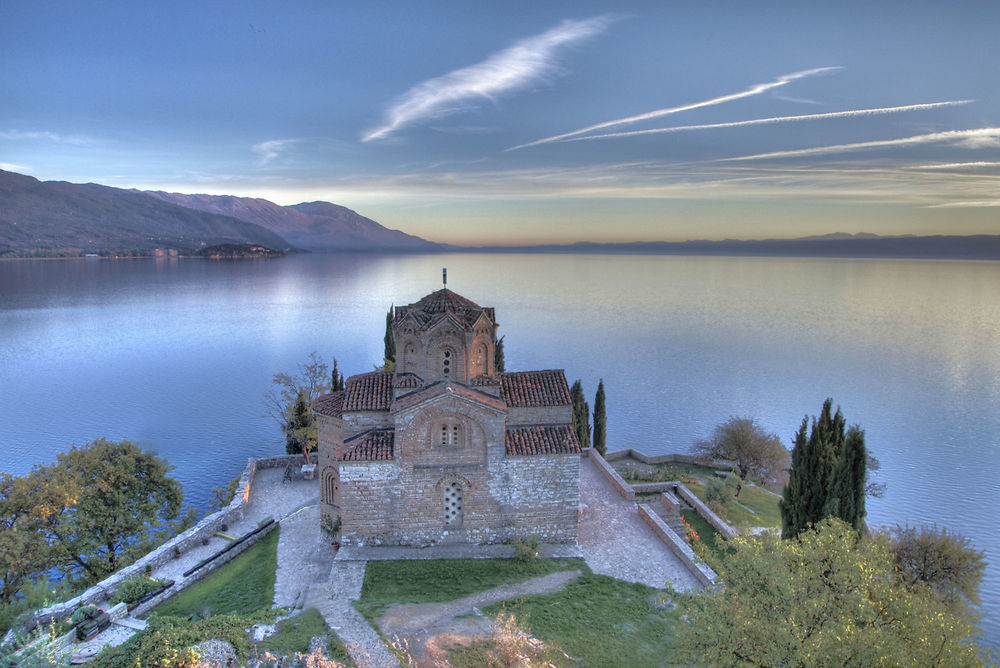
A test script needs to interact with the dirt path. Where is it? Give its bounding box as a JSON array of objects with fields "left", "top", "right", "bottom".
[{"left": 376, "top": 570, "right": 582, "bottom": 666}]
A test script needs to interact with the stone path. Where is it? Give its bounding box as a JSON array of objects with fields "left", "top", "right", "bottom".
[
  {"left": 273, "top": 504, "right": 331, "bottom": 609},
  {"left": 306, "top": 561, "right": 401, "bottom": 668},
  {"left": 377, "top": 570, "right": 583, "bottom": 667},
  {"left": 578, "top": 455, "right": 702, "bottom": 591}
]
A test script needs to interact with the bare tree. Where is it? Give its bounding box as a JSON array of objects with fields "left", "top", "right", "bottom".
[
  {"left": 262, "top": 351, "right": 331, "bottom": 452},
  {"left": 694, "top": 416, "right": 789, "bottom": 497}
]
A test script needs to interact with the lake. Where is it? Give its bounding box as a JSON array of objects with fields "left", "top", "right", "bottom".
[{"left": 1, "top": 252, "right": 998, "bottom": 645}]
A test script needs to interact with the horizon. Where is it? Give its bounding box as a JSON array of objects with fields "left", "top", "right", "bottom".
[{"left": 3, "top": 2, "right": 999, "bottom": 245}]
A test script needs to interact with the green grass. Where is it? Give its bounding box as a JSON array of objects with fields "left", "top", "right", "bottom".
[
  {"left": 150, "top": 527, "right": 279, "bottom": 618},
  {"left": 478, "top": 574, "right": 681, "bottom": 667},
  {"left": 260, "top": 608, "right": 353, "bottom": 665},
  {"left": 684, "top": 481, "right": 782, "bottom": 529},
  {"left": 356, "top": 557, "right": 587, "bottom": 619}
]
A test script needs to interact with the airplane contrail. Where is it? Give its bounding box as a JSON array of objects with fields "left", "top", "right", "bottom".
[
  {"left": 505, "top": 66, "right": 841, "bottom": 151},
  {"left": 556, "top": 101, "right": 974, "bottom": 142},
  {"left": 721, "top": 128, "right": 1000, "bottom": 161}
]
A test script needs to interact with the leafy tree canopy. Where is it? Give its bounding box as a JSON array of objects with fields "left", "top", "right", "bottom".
[
  {"left": 889, "top": 523, "right": 987, "bottom": 610},
  {"left": 693, "top": 416, "right": 788, "bottom": 496},
  {"left": 673, "top": 519, "right": 992, "bottom": 667}
]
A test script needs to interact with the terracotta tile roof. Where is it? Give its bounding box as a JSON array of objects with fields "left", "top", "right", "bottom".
[
  {"left": 501, "top": 370, "right": 572, "bottom": 407},
  {"left": 342, "top": 371, "right": 393, "bottom": 411},
  {"left": 395, "top": 289, "right": 495, "bottom": 329},
  {"left": 393, "top": 372, "right": 423, "bottom": 389},
  {"left": 337, "top": 429, "right": 395, "bottom": 461},
  {"left": 314, "top": 391, "right": 344, "bottom": 417},
  {"left": 505, "top": 424, "right": 581, "bottom": 455},
  {"left": 391, "top": 381, "right": 507, "bottom": 413}
]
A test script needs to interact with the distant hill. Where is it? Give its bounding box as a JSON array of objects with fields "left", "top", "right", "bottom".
[
  {"left": 144, "top": 191, "right": 441, "bottom": 253},
  {"left": 466, "top": 234, "right": 1000, "bottom": 261},
  {"left": 0, "top": 170, "right": 290, "bottom": 257}
]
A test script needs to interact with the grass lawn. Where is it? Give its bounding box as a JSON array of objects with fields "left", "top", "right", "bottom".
[
  {"left": 260, "top": 608, "right": 353, "bottom": 665},
  {"left": 680, "top": 509, "right": 726, "bottom": 562},
  {"left": 476, "top": 573, "right": 681, "bottom": 667},
  {"left": 151, "top": 527, "right": 279, "bottom": 618},
  {"left": 684, "top": 481, "right": 782, "bottom": 529},
  {"left": 356, "top": 557, "right": 587, "bottom": 619}
]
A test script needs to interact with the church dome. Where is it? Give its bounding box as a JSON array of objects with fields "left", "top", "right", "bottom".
[{"left": 410, "top": 288, "right": 482, "bottom": 314}]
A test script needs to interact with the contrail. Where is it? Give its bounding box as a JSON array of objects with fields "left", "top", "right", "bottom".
[
  {"left": 505, "top": 66, "right": 841, "bottom": 151},
  {"left": 556, "top": 101, "right": 973, "bottom": 142},
  {"left": 362, "top": 15, "right": 615, "bottom": 142},
  {"left": 721, "top": 128, "right": 1000, "bottom": 161}
]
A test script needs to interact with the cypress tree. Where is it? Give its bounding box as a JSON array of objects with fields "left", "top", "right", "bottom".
[
  {"left": 781, "top": 398, "right": 867, "bottom": 539},
  {"left": 593, "top": 379, "right": 607, "bottom": 457},
  {"left": 383, "top": 305, "right": 395, "bottom": 368},
  {"left": 494, "top": 336, "right": 505, "bottom": 373},
  {"left": 570, "top": 380, "right": 591, "bottom": 450},
  {"left": 285, "top": 389, "right": 314, "bottom": 455},
  {"left": 331, "top": 358, "right": 344, "bottom": 392}
]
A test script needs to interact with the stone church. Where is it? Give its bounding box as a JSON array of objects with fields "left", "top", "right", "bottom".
[{"left": 315, "top": 282, "right": 581, "bottom": 548}]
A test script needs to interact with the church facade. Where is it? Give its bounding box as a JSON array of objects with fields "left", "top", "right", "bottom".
[{"left": 315, "top": 286, "right": 581, "bottom": 548}]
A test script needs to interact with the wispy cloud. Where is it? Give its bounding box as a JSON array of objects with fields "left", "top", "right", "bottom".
[
  {"left": 0, "top": 130, "right": 95, "bottom": 145},
  {"left": 909, "top": 161, "right": 1000, "bottom": 170},
  {"left": 722, "top": 128, "right": 1000, "bottom": 161},
  {"left": 0, "top": 162, "right": 30, "bottom": 172},
  {"left": 505, "top": 66, "right": 841, "bottom": 150},
  {"left": 556, "top": 101, "right": 973, "bottom": 142},
  {"left": 362, "top": 15, "right": 616, "bottom": 142},
  {"left": 252, "top": 139, "right": 301, "bottom": 164}
]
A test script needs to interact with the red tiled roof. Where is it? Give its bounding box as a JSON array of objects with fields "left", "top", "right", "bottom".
[
  {"left": 391, "top": 381, "right": 507, "bottom": 413},
  {"left": 394, "top": 289, "right": 495, "bottom": 329},
  {"left": 393, "top": 372, "right": 423, "bottom": 389},
  {"left": 337, "top": 429, "right": 395, "bottom": 461},
  {"left": 342, "top": 372, "right": 393, "bottom": 411},
  {"left": 500, "top": 370, "right": 572, "bottom": 407},
  {"left": 505, "top": 424, "right": 581, "bottom": 455},
  {"left": 313, "top": 391, "right": 344, "bottom": 417}
]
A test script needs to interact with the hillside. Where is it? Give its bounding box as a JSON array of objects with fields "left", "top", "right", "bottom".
[
  {"left": 0, "top": 170, "right": 290, "bottom": 257},
  {"left": 144, "top": 191, "right": 441, "bottom": 253}
]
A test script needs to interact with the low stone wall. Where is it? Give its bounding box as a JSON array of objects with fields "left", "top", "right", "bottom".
[
  {"left": 17, "top": 454, "right": 308, "bottom": 635},
  {"left": 605, "top": 448, "right": 733, "bottom": 471},
  {"left": 672, "top": 483, "right": 739, "bottom": 540},
  {"left": 587, "top": 448, "right": 635, "bottom": 501},
  {"left": 630, "top": 482, "right": 675, "bottom": 494},
  {"left": 637, "top": 504, "right": 717, "bottom": 587}
]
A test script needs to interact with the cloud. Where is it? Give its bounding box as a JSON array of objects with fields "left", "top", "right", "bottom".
[
  {"left": 909, "top": 161, "right": 1000, "bottom": 170},
  {"left": 505, "top": 66, "right": 841, "bottom": 150},
  {"left": 252, "top": 139, "right": 300, "bottom": 164},
  {"left": 361, "top": 15, "right": 616, "bottom": 142},
  {"left": 0, "top": 130, "right": 95, "bottom": 145},
  {"left": 0, "top": 162, "right": 30, "bottom": 172},
  {"left": 556, "top": 101, "right": 973, "bottom": 142},
  {"left": 722, "top": 128, "right": 1000, "bottom": 161}
]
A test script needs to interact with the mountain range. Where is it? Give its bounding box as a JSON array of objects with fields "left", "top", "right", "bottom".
[
  {"left": 0, "top": 170, "right": 438, "bottom": 257},
  {"left": 1, "top": 169, "right": 997, "bottom": 260}
]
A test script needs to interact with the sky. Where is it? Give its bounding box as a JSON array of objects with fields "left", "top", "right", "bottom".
[{"left": 2, "top": 1, "right": 999, "bottom": 245}]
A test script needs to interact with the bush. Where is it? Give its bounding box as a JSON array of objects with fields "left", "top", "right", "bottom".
[
  {"left": 70, "top": 605, "right": 99, "bottom": 626},
  {"left": 704, "top": 477, "right": 731, "bottom": 507},
  {"left": 513, "top": 536, "right": 539, "bottom": 562},
  {"left": 110, "top": 574, "right": 168, "bottom": 605}
]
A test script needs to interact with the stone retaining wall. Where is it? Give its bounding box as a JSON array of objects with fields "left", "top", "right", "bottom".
[
  {"left": 672, "top": 483, "right": 739, "bottom": 540},
  {"left": 16, "top": 454, "right": 308, "bottom": 635},
  {"left": 637, "top": 504, "right": 718, "bottom": 587},
  {"left": 587, "top": 448, "right": 634, "bottom": 501},
  {"left": 605, "top": 448, "right": 733, "bottom": 471}
]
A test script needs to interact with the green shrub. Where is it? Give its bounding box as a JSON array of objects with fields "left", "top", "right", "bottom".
[
  {"left": 70, "top": 605, "right": 98, "bottom": 626},
  {"left": 110, "top": 574, "right": 168, "bottom": 605},
  {"left": 513, "top": 536, "right": 539, "bottom": 562}
]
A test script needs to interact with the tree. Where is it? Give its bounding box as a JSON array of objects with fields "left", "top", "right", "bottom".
[
  {"left": 569, "top": 380, "right": 591, "bottom": 450},
  {"left": 263, "top": 351, "right": 331, "bottom": 448},
  {"left": 592, "top": 379, "right": 607, "bottom": 457},
  {"left": 494, "top": 335, "right": 505, "bottom": 373},
  {"left": 889, "top": 524, "right": 987, "bottom": 611},
  {"left": 693, "top": 416, "right": 788, "bottom": 497},
  {"left": 284, "top": 389, "right": 316, "bottom": 459},
  {"left": 330, "top": 358, "right": 344, "bottom": 392},
  {"left": 383, "top": 305, "right": 395, "bottom": 369},
  {"left": 780, "top": 398, "right": 868, "bottom": 539},
  {"left": 9, "top": 439, "right": 191, "bottom": 588},
  {"left": 673, "top": 519, "right": 990, "bottom": 666}
]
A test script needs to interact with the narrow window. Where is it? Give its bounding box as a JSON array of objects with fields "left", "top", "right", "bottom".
[{"left": 443, "top": 482, "right": 463, "bottom": 526}]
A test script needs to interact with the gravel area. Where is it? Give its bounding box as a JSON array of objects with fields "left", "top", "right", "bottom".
[{"left": 578, "top": 455, "right": 702, "bottom": 592}]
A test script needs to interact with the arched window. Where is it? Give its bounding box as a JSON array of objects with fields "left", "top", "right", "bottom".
[
  {"left": 443, "top": 481, "right": 463, "bottom": 526},
  {"left": 471, "top": 343, "right": 488, "bottom": 376},
  {"left": 321, "top": 467, "right": 338, "bottom": 505}
]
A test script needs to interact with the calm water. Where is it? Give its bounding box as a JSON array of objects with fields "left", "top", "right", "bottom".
[{"left": 1, "top": 253, "right": 998, "bottom": 645}]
